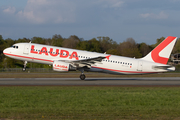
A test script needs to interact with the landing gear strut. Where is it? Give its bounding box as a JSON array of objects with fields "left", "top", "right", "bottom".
[
  {"left": 23, "top": 61, "right": 27, "bottom": 71},
  {"left": 79, "top": 68, "right": 86, "bottom": 80}
]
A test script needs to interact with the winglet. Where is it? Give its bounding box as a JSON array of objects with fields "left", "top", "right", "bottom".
[
  {"left": 106, "top": 55, "right": 111, "bottom": 60},
  {"left": 141, "top": 36, "right": 177, "bottom": 64}
]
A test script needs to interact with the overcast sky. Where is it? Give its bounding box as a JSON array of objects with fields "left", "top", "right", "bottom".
[{"left": 1, "top": 0, "right": 180, "bottom": 44}]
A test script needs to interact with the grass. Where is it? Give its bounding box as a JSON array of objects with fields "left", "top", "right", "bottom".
[{"left": 0, "top": 86, "right": 180, "bottom": 119}]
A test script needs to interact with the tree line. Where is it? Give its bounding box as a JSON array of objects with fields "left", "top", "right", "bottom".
[{"left": 1, "top": 34, "right": 180, "bottom": 68}]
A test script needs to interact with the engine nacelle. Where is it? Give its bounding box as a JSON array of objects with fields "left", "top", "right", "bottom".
[{"left": 53, "top": 61, "right": 76, "bottom": 72}]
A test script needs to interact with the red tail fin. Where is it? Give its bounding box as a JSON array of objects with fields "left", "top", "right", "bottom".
[{"left": 141, "top": 36, "right": 177, "bottom": 64}]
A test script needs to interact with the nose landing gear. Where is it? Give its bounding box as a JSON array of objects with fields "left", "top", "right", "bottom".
[{"left": 23, "top": 61, "right": 27, "bottom": 71}]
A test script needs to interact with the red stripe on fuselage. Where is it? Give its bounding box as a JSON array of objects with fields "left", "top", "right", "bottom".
[
  {"left": 4, "top": 53, "right": 53, "bottom": 63},
  {"left": 92, "top": 66, "right": 157, "bottom": 74}
]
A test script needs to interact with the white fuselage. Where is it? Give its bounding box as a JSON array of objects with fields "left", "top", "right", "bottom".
[{"left": 3, "top": 43, "right": 174, "bottom": 74}]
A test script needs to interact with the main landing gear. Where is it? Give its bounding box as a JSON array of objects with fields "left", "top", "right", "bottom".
[
  {"left": 22, "top": 61, "right": 27, "bottom": 71},
  {"left": 80, "top": 74, "right": 86, "bottom": 80},
  {"left": 79, "top": 68, "right": 86, "bottom": 80}
]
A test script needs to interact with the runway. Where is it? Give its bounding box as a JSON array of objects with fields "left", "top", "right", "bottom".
[{"left": 1, "top": 77, "right": 180, "bottom": 86}]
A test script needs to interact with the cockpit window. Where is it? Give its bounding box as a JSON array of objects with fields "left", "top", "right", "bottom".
[{"left": 12, "top": 45, "right": 18, "bottom": 49}]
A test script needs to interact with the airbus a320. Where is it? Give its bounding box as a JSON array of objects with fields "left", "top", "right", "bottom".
[{"left": 3, "top": 36, "right": 177, "bottom": 80}]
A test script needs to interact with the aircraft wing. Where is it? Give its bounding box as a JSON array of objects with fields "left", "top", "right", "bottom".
[
  {"left": 72, "top": 56, "right": 106, "bottom": 64},
  {"left": 59, "top": 55, "right": 111, "bottom": 68}
]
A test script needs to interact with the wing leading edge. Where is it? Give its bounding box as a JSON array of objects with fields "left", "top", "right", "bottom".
[{"left": 57, "top": 55, "right": 111, "bottom": 68}]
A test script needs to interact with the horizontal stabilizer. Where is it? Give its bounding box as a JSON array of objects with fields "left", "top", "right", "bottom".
[{"left": 153, "top": 65, "right": 175, "bottom": 71}]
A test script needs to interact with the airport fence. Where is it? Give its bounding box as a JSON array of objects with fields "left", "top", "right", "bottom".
[{"left": 0, "top": 68, "right": 54, "bottom": 72}]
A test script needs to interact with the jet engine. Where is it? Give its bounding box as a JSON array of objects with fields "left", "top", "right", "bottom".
[{"left": 53, "top": 61, "right": 76, "bottom": 72}]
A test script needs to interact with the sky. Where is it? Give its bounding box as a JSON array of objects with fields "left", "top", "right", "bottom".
[{"left": 1, "top": 0, "right": 180, "bottom": 45}]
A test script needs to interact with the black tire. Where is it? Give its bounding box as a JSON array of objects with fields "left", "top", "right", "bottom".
[{"left": 80, "top": 74, "right": 86, "bottom": 80}]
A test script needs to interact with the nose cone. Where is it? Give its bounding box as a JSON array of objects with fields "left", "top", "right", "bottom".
[
  {"left": 3, "top": 48, "right": 10, "bottom": 56},
  {"left": 3, "top": 48, "right": 7, "bottom": 55}
]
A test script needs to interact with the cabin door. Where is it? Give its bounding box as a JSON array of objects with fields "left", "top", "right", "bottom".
[
  {"left": 137, "top": 61, "right": 143, "bottom": 71},
  {"left": 23, "top": 44, "right": 30, "bottom": 55}
]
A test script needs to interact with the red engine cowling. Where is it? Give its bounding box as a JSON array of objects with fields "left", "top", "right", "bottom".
[{"left": 53, "top": 61, "right": 76, "bottom": 72}]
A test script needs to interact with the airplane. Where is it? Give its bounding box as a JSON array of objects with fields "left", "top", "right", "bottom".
[{"left": 3, "top": 36, "right": 177, "bottom": 80}]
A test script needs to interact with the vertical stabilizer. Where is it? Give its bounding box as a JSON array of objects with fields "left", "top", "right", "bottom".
[{"left": 141, "top": 36, "right": 177, "bottom": 64}]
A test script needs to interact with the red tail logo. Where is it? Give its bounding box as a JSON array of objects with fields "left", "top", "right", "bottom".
[{"left": 151, "top": 36, "right": 176, "bottom": 64}]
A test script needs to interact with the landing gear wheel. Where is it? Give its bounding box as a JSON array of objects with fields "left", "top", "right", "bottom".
[
  {"left": 80, "top": 74, "right": 86, "bottom": 80},
  {"left": 22, "top": 68, "right": 26, "bottom": 71}
]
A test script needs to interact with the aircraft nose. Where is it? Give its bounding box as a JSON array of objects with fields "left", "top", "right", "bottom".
[
  {"left": 3, "top": 48, "right": 10, "bottom": 55},
  {"left": 3, "top": 48, "right": 7, "bottom": 54}
]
